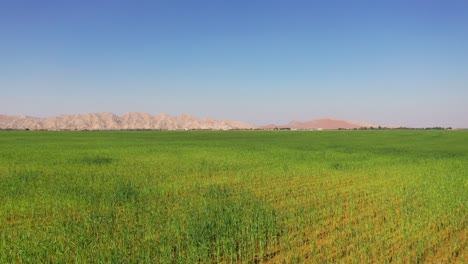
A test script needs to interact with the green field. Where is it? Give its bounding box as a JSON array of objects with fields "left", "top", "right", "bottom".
[{"left": 0, "top": 130, "right": 466, "bottom": 263}]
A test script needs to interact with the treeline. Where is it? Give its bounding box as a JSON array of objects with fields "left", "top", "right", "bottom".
[{"left": 340, "top": 126, "right": 453, "bottom": 130}]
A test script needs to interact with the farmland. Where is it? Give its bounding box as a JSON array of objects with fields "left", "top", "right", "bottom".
[{"left": 0, "top": 130, "right": 466, "bottom": 263}]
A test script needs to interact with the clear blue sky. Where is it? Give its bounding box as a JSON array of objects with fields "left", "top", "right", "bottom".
[{"left": 1, "top": 0, "right": 467, "bottom": 127}]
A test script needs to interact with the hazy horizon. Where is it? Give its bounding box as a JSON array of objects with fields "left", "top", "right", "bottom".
[{"left": 1, "top": 1, "right": 467, "bottom": 128}]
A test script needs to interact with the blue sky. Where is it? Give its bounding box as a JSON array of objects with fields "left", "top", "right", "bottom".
[{"left": 1, "top": 0, "right": 467, "bottom": 127}]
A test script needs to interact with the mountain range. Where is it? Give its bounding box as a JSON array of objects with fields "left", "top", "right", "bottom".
[
  {"left": 0, "top": 113, "right": 252, "bottom": 131},
  {"left": 0, "top": 113, "right": 372, "bottom": 130}
]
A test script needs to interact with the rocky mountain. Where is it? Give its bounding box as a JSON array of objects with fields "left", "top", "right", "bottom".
[
  {"left": 0, "top": 113, "right": 254, "bottom": 130},
  {"left": 261, "top": 118, "right": 373, "bottom": 130}
]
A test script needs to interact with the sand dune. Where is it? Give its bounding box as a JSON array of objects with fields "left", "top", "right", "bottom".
[{"left": 261, "top": 118, "right": 373, "bottom": 130}]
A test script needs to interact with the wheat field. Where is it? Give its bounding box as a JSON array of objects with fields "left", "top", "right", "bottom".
[{"left": 0, "top": 130, "right": 466, "bottom": 263}]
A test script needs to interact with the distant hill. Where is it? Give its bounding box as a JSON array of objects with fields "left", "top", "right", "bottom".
[
  {"left": 260, "top": 118, "right": 373, "bottom": 130},
  {"left": 0, "top": 113, "right": 378, "bottom": 131},
  {"left": 0, "top": 113, "right": 254, "bottom": 131}
]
